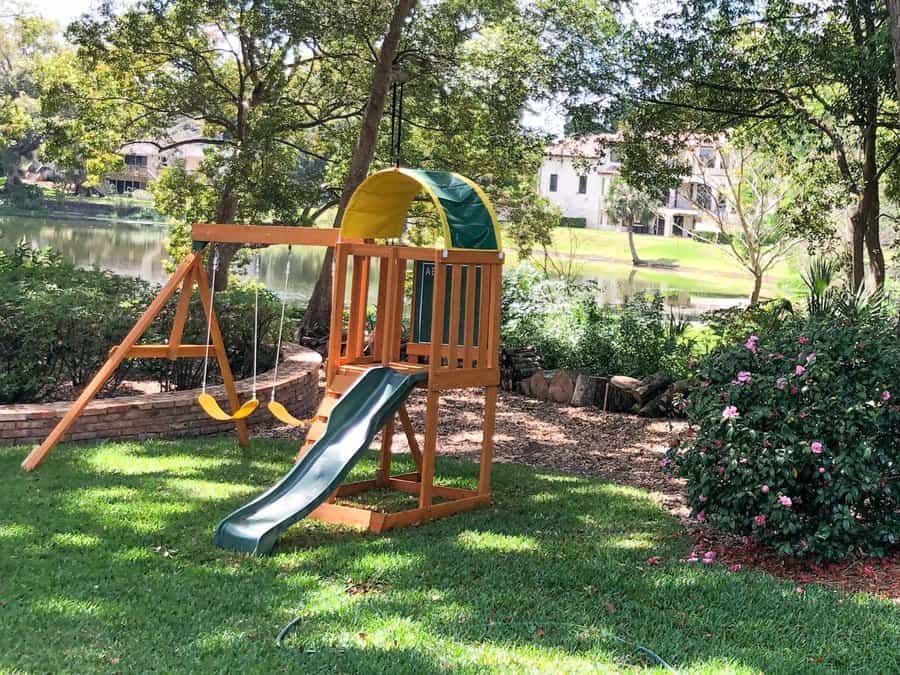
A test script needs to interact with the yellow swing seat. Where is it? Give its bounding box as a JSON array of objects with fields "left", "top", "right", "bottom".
[
  {"left": 197, "top": 393, "right": 259, "bottom": 421},
  {"left": 266, "top": 400, "right": 314, "bottom": 427}
]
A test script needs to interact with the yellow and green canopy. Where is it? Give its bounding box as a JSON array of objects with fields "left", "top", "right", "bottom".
[{"left": 340, "top": 168, "right": 502, "bottom": 251}]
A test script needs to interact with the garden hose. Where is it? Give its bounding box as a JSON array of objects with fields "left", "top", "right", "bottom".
[{"left": 275, "top": 615, "right": 678, "bottom": 673}]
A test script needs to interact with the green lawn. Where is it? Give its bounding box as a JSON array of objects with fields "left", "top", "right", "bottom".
[
  {"left": 544, "top": 227, "right": 798, "bottom": 283},
  {"left": 1, "top": 439, "right": 896, "bottom": 673}
]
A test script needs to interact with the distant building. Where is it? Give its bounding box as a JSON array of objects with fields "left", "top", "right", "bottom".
[
  {"left": 538, "top": 133, "right": 732, "bottom": 237},
  {"left": 105, "top": 119, "right": 209, "bottom": 195}
]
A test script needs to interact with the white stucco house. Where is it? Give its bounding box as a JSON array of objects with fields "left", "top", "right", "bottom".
[{"left": 538, "top": 133, "right": 733, "bottom": 237}]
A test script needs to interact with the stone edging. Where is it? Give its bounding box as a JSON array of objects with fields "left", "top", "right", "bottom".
[{"left": 0, "top": 343, "right": 321, "bottom": 446}]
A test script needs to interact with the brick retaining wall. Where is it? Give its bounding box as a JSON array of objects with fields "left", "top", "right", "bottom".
[{"left": 0, "top": 343, "right": 321, "bottom": 446}]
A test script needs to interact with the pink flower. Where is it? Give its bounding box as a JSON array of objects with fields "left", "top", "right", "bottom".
[
  {"left": 698, "top": 495, "right": 708, "bottom": 503},
  {"left": 795, "top": 365, "right": 806, "bottom": 376},
  {"left": 882, "top": 390, "right": 891, "bottom": 402},
  {"left": 745, "top": 335, "right": 758, "bottom": 353},
  {"left": 722, "top": 405, "right": 739, "bottom": 420},
  {"left": 686, "top": 554, "right": 699, "bottom": 563},
  {"left": 696, "top": 511, "right": 706, "bottom": 523},
  {"left": 806, "top": 353, "right": 816, "bottom": 364},
  {"left": 736, "top": 371, "right": 752, "bottom": 383},
  {"left": 753, "top": 515, "right": 766, "bottom": 527},
  {"left": 729, "top": 563, "right": 742, "bottom": 573},
  {"left": 819, "top": 467, "right": 826, "bottom": 475},
  {"left": 717, "top": 466, "right": 725, "bottom": 476},
  {"left": 798, "top": 335, "right": 809, "bottom": 345},
  {"left": 810, "top": 441, "right": 823, "bottom": 454},
  {"left": 773, "top": 352, "right": 784, "bottom": 360},
  {"left": 775, "top": 377, "right": 788, "bottom": 390},
  {"left": 761, "top": 484, "right": 769, "bottom": 494},
  {"left": 660, "top": 458, "right": 670, "bottom": 469},
  {"left": 779, "top": 495, "right": 793, "bottom": 508}
]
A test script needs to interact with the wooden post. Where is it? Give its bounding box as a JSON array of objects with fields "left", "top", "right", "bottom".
[
  {"left": 326, "top": 244, "right": 348, "bottom": 385},
  {"left": 21, "top": 253, "right": 201, "bottom": 471},
  {"left": 463, "top": 265, "right": 477, "bottom": 367},
  {"left": 374, "top": 255, "right": 389, "bottom": 359},
  {"left": 380, "top": 252, "right": 398, "bottom": 364},
  {"left": 346, "top": 255, "right": 369, "bottom": 360},
  {"left": 195, "top": 262, "right": 250, "bottom": 447},
  {"left": 376, "top": 417, "right": 394, "bottom": 487},
  {"left": 397, "top": 404, "right": 422, "bottom": 470},
  {"left": 478, "top": 386, "right": 498, "bottom": 495},
  {"left": 167, "top": 266, "right": 196, "bottom": 359},
  {"left": 447, "top": 265, "right": 461, "bottom": 368},
  {"left": 419, "top": 390, "right": 440, "bottom": 509}
]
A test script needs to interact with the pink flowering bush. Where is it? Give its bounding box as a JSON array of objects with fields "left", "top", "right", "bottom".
[{"left": 666, "top": 318, "right": 900, "bottom": 560}]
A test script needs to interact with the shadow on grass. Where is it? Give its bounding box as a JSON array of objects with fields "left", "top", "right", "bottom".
[{"left": 0, "top": 438, "right": 897, "bottom": 673}]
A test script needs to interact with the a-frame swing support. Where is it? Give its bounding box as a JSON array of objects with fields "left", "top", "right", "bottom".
[{"left": 21, "top": 249, "right": 249, "bottom": 472}]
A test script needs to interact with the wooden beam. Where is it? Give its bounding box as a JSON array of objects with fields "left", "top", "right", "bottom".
[
  {"left": 397, "top": 404, "right": 422, "bottom": 469},
  {"left": 123, "top": 344, "right": 216, "bottom": 359},
  {"left": 430, "top": 367, "right": 499, "bottom": 390},
  {"left": 167, "top": 265, "right": 196, "bottom": 358},
  {"left": 479, "top": 386, "right": 498, "bottom": 495},
  {"left": 419, "top": 390, "right": 440, "bottom": 508},
  {"left": 377, "top": 417, "right": 394, "bottom": 487},
  {"left": 195, "top": 261, "right": 250, "bottom": 447},
  {"left": 307, "top": 502, "right": 387, "bottom": 531},
  {"left": 191, "top": 223, "right": 340, "bottom": 247},
  {"left": 326, "top": 244, "right": 348, "bottom": 385},
  {"left": 22, "top": 253, "right": 201, "bottom": 471}
]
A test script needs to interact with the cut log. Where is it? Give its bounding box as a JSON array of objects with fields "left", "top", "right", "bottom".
[
  {"left": 548, "top": 370, "right": 575, "bottom": 404},
  {"left": 605, "top": 375, "right": 641, "bottom": 413},
  {"left": 570, "top": 373, "right": 599, "bottom": 406},
  {"left": 519, "top": 378, "right": 532, "bottom": 396},
  {"left": 528, "top": 370, "right": 550, "bottom": 401}
]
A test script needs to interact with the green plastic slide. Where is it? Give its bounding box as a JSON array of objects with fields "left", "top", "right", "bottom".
[{"left": 214, "top": 367, "right": 427, "bottom": 555}]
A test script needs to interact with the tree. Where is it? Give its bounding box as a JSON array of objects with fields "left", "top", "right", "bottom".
[
  {"left": 689, "top": 142, "right": 800, "bottom": 304},
  {"left": 64, "top": 0, "right": 383, "bottom": 286},
  {"left": 615, "top": 0, "right": 897, "bottom": 290},
  {"left": 299, "top": 0, "right": 620, "bottom": 334},
  {"left": 605, "top": 176, "right": 658, "bottom": 266},
  {"left": 0, "top": 4, "right": 59, "bottom": 198}
]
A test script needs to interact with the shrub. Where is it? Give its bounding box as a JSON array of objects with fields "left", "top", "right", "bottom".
[
  {"left": 667, "top": 316, "right": 900, "bottom": 560},
  {"left": 501, "top": 266, "right": 693, "bottom": 379},
  {"left": 0, "top": 240, "right": 280, "bottom": 403},
  {"left": 559, "top": 216, "right": 587, "bottom": 228}
]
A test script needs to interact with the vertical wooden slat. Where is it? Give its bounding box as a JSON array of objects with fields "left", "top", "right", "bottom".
[
  {"left": 195, "top": 261, "right": 251, "bottom": 448},
  {"left": 346, "top": 255, "right": 368, "bottom": 361},
  {"left": 374, "top": 256, "right": 389, "bottom": 358},
  {"left": 406, "top": 259, "right": 419, "bottom": 363},
  {"left": 326, "top": 244, "right": 348, "bottom": 385},
  {"left": 463, "top": 265, "right": 477, "bottom": 367},
  {"left": 428, "top": 257, "right": 447, "bottom": 370},
  {"left": 476, "top": 265, "right": 491, "bottom": 368},
  {"left": 487, "top": 264, "right": 503, "bottom": 369},
  {"left": 380, "top": 253, "right": 398, "bottom": 364},
  {"left": 478, "top": 386, "right": 498, "bottom": 495},
  {"left": 21, "top": 253, "right": 202, "bottom": 471},
  {"left": 447, "top": 265, "right": 462, "bottom": 368},
  {"left": 419, "top": 390, "right": 440, "bottom": 508}
]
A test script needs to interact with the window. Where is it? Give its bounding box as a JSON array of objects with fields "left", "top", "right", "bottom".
[
  {"left": 695, "top": 184, "right": 713, "bottom": 210},
  {"left": 578, "top": 175, "right": 587, "bottom": 194},
  {"left": 549, "top": 174, "right": 558, "bottom": 192},
  {"left": 124, "top": 154, "right": 148, "bottom": 167}
]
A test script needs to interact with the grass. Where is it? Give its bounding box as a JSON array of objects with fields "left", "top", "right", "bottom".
[
  {"left": 1, "top": 439, "right": 897, "bottom": 673},
  {"left": 540, "top": 227, "right": 800, "bottom": 286}
]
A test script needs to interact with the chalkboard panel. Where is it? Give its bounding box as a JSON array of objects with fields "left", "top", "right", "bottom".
[{"left": 411, "top": 261, "right": 481, "bottom": 346}]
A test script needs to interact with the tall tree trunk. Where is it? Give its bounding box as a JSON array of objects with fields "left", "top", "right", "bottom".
[
  {"left": 298, "top": 0, "right": 418, "bottom": 339},
  {"left": 207, "top": 191, "right": 239, "bottom": 291},
  {"left": 851, "top": 125, "right": 879, "bottom": 290},
  {"left": 627, "top": 224, "right": 643, "bottom": 266},
  {"left": 887, "top": 0, "right": 900, "bottom": 101},
  {"left": 865, "top": 188, "right": 885, "bottom": 286}
]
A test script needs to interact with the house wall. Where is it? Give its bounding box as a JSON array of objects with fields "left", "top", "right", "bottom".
[{"left": 539, "top": 156, "right": 612, "bottom": 229}]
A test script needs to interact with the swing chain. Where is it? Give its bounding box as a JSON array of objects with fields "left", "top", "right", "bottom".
[{"left": 270, "top": 246, "right": 292, "bottom": 402}]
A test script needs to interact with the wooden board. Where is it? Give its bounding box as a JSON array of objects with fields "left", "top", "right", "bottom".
[{"left": 191, "top": 223, "right": 340, "bottom": 247}]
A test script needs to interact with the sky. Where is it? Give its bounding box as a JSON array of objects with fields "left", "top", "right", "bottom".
[{"left": 36, "top": 0, "right": 97, "bottom": 25}]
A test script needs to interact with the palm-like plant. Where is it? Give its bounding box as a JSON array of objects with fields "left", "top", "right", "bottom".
[{"left": 605, "top": 177, "right": 659, "bottom": 266}]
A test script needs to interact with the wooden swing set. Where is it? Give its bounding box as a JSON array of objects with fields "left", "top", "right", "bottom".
[{"left": 21, "top": 167, "right": 504, "bottom": 534}]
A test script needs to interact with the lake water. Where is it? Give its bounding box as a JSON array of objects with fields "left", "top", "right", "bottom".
[{"left": 0, "top": 215, "right": 747, "bottom": 311}]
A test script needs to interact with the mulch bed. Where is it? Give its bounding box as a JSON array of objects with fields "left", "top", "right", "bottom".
[{"left": 262, "top": 377, "right": 899, "bottom": 600}]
